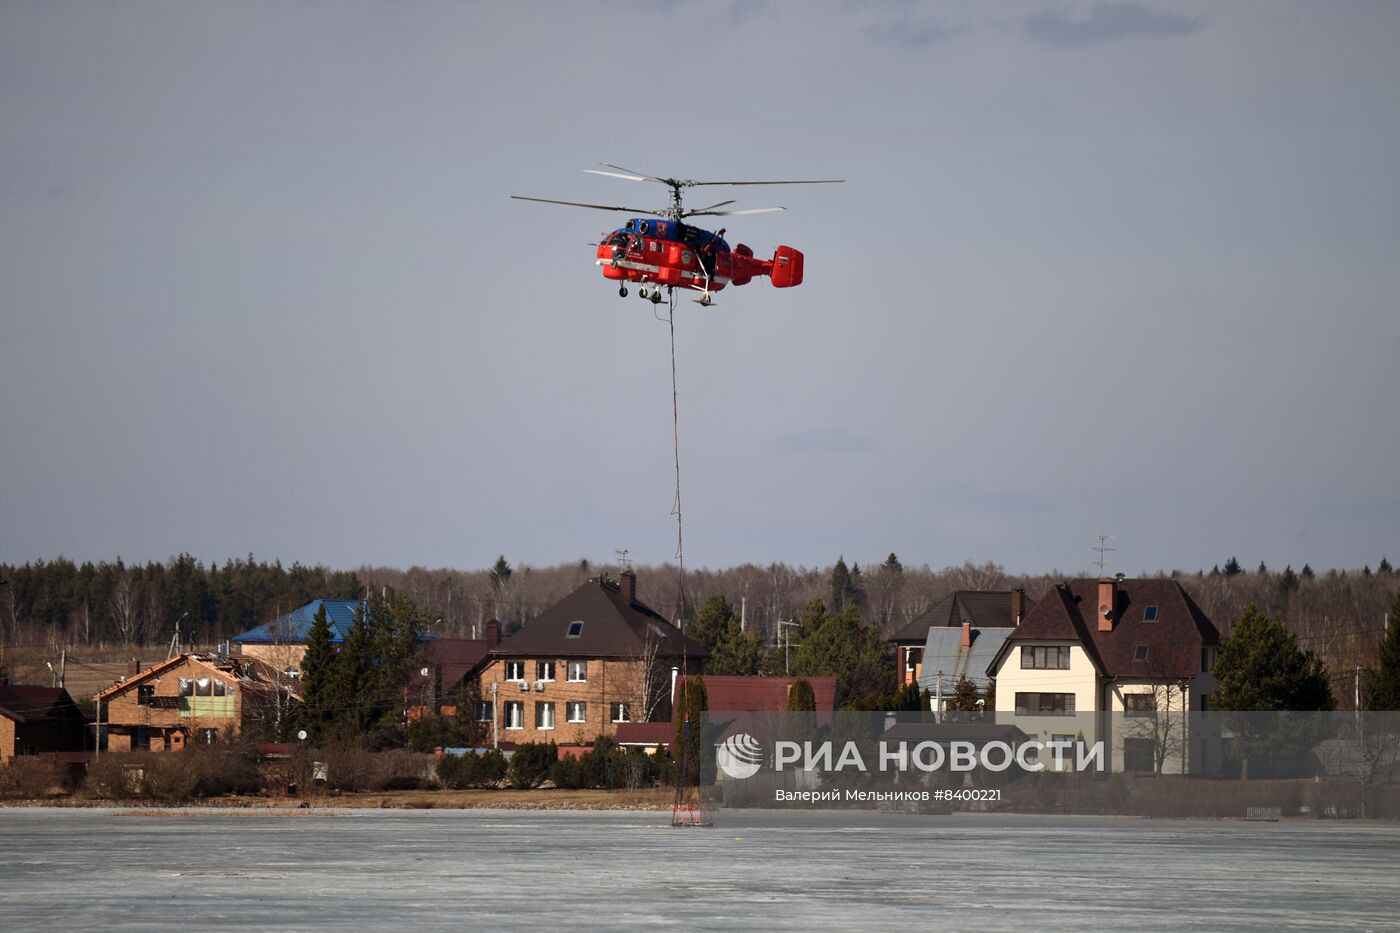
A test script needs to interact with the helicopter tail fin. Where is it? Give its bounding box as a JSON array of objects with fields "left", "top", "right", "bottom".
[{"left": 770, "top": 246, "right": 804, "bottom": 287}]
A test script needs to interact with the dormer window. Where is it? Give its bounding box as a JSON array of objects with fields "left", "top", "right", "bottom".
[
  {"left": 566, "top": 621, "right": 584, "bottom": 638},
  {"left": 1133, "top": 645, "right": 1150, "bottom": 661},
  {"left": 1142, "top": 606, "right": 1159, "bottom": 622}
]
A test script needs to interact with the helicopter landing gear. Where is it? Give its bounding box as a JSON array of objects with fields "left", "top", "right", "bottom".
[
  {"left": 639, "top": 286, "right": 650, "bottom": 300},
  {"left": 650, "top": 290, "right": 664, "bottom": 305},
  {"left": 698, "top": 292, "right": 713, "bottom": 307},
  {"left": 619, "top": 284, "right": 628, "bottom": 298}
]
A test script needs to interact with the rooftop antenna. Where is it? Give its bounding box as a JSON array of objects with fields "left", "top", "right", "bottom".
[
  {"left": 1093, "top": 533, "right": 1116, "bottom": 574},
  {"left": 615, "top": 548, "right": 632, "bottom": 570}
]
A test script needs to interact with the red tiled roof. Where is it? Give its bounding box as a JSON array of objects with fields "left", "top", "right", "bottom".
[
  {"left": 1005, "top": 578, "right": 1219, "bottom": 679},
  {"left": 614, "top": 722, "right": 675, "bottom": 747},
  {"left": 678, "top": 675, "right": 838, "bottom": 713}
]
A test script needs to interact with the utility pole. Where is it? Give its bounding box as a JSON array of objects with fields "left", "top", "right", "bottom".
[
  {"left": 491, "top": 680, "right": 499, "bottom": 750},
  {"left": 58, "top": 649, "right": 65, "bottom": 690},
  {"left": 777, "top": 620, "right": 799, "bottom": 676}
]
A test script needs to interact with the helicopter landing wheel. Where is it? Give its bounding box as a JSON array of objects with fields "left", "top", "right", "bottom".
[
  {"left": 639, "top": 286, "right": 650, "bottom": 299},
  {"left": 651, "top": 291, "right": 663, "bottom": 305},
  {"left": 619, "top": 284, "right": 628, "bottom": 298},
  {"left": 699, "top": 293, "right": 712, "bottom": 307}
]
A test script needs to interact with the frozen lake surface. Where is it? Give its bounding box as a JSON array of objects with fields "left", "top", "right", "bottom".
[{"left": 1, "top": 807, "right": 1397, "bottom": 931}]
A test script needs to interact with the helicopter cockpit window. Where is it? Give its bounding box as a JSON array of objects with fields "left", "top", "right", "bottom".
[{"left": 607, "top": 233, "right": 629, "bottom": 247}]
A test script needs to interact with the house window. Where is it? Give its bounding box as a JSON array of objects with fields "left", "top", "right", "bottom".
[
  {"left": 195, "top": 678, "right": 212, "bottom": 697},
  {"left": 536, "top": 660, "right": 556, "bottom": 682},
  {"left": 1133, "top": 645, "right": 1150, "bottom": 661},
  {"left": 1020, "top": 645, "right": 1071, "bottom": 670},
  {"left": 198, "top": 728, "right": 220, "bottom": 745},
  {"left": 504, "top": 701, "right": 524, "bottom": 730},
  {"left": 213, "top": 681, "right": 232, "bottom": 697},
  {"left": 567, "top": 660, "right": 587, "bottom": 682},
  {"left": 178, "top": 678, "right": 193, "bottom": 697},
  {"left": 536, "top": 701, "right": 555, "bottom": 730},
  {"left": 567, "top": 621, "right": 585, "bottom": 638},
  {"left": 610, "top": 702, "right": 632, "bottom": 723},
  {"left": 1015, "top": 692, "right": 1075, "bottom": 716},
  {"left": 137, "top": 685, "right": 155, "bottom": 706},
  {"left": 1123, "top": 738, "right": 1156, "bottom": 773},
  {"left": 1124, "top": 693, "right": 1157, "bottom": 718},
  {"left": 505, "top": 661, "right": 525, "bottom": 682},
  {"left": 475, "top": 701, "right": 494, "bottom": 723},
  {"left": 905, "top": 648, "right": 922, "bottom": 671},
  {"left": 1201, "top": 647, "right": 1216, "bottom": 673},
  {"left": 1143, "top": 605, "right": 1159, "bottom": 622},
  {"left": 567, "top": 701, "right": 587, "bottom": 724}
]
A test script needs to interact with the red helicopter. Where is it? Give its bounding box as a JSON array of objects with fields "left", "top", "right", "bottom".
[{"left": 512, "top": 163, "right": 842, "bottom": 306}]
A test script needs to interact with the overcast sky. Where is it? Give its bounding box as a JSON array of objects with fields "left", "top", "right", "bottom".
[{"left": 1, "top": 1, "right": 1397, "bottom": 576}]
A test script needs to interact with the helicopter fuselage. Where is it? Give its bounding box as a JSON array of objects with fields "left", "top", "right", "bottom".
[{"left": 595, "top": 217, "right": 804, "bottom": 298}]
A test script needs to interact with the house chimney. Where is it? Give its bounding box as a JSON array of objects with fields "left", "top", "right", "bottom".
[
  {"left": 1097, "top": 578, "right": 1116, "bottom": 632},
  {"left": 128, "top": 658, "right": 140, "bottom": 677},
  {"left": 960, "top": 621, "right": 972, "bottom": 650},
  {"left": 485, "top": 619, "right": 500, "bottom": 650},
  {"left": 1010, "top": 588, "right": 1025, "bottom": 626},
  {"left": 619, "top": 569, "right": 637, "bottom": 606}
]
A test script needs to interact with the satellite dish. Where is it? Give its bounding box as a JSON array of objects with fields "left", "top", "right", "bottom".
[{"left": 297, "top": 730, "right": 308, "bottom": 741}]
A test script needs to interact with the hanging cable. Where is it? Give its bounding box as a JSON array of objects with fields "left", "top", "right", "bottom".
[{"left": 667, "top": 288, "right": 685, "bottom": 626}]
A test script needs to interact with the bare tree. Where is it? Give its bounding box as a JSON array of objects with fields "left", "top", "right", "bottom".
[
  {"left": 109, "top": 573, "right": 142, "bottom": 644},
  {"left": 1120, "top": 680, "right": 1190, "bottom": 776}
]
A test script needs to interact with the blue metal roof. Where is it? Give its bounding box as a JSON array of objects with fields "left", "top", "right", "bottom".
[{"left": 232, "top": 599, "right": 364, "bottom": 645}]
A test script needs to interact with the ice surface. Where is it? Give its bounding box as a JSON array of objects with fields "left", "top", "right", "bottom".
[{"left": 0, "top": 808, "right": 1396, "bottom": 931}]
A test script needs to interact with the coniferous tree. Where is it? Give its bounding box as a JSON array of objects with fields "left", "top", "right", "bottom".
[
  {"left": 1301, "top": 563, "right": 1314, "bottom": 580},
  {"left": 1371, "top": 591, "right": 1400, "bottom": 710},
  {"left": 1214, "top": 604, "right": 1334, "bottom": 711},
  {"left": 790, "top": 600, "right": 891, "bottom": 707},
  {"left": 1380, "top": 557, "right": 1394, "bottom": 575},
  {"left": 1222, "top": 557, "right": 1241, "bottom": 576},
  {"left": 830, "top": 556, "right": 855, "bottom": 612},
  {"left": 946, "top": 675, "right": 984, "bottom": 713},
  {"left": 787, "top": 678, "right": 817, "bottom": 712},
  {"left": 298, "top": 604, "right": 341, "bottom": 739}
]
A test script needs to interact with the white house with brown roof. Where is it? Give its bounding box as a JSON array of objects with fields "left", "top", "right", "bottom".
[{"left": 987, "top": 577, "right": 1221, "bottom": 775}]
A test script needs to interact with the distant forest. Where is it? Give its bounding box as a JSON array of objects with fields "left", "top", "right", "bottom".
[{"left": 1, "top": 552, "right": 1395, "bottom": 685}]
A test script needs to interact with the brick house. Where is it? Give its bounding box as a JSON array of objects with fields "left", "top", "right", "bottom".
[
  {"left": 232, "top": 598, "right": 364, "bottom": 674},
  {"left": 95, "top": 654, "right": 293, "bottom": 752},
  {"left": 469, "top": 571, "right": 706, "bottom": 746},
  {"left": 888, "top": 590, "right": 1031, "bottom": 688},
  {"left": 986, "top": 576, "right": 1221, "bottom": 774},
  {"left": 0, "top": 685, "right": 90, "bottom": 764}
]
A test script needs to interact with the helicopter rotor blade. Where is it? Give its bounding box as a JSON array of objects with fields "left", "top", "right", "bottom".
[
  {"left": 685, "top": 206, "right": 787, "bottom": 217},
  {"left": 511, "top": 195, "right": 658, "bottom": 215},
  {"left": 595, "top": 162, "right": 676, "bottom": 185},
  {"left": 584, "top": 169, "right": 652, "bottom": 183},
  {"left": 687, "top": 179, "right": 845, "bottom": 187},
  {"left": 684, "top": 199, "right": 736, "bottom": 214}
]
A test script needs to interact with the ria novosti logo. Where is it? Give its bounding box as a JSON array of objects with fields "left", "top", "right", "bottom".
[{"left": 716, "top": 733, "right": 764, "bottom": 779}]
